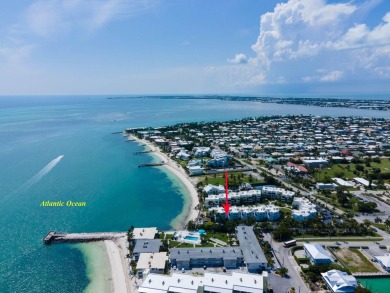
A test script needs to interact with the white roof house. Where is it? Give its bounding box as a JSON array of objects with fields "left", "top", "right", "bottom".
[
  {"left": 332, "top": 178, "right": 354, "bottom": 188},
  {"left": 353, "top": 177, "right": 377, "bottom": 188},
  {"left": 375, "top": 253, "right": 390, "bottom": 271},
  {"left": 321, "top": 270, "right": 357, "bottom": 293},
  {"left": 136, "top": 252, "right": 168, "bottom": 272},
  {"left": 133, "top": 227, "right": 157, "bottom": 240},
  {"left": 139, "top": 272, "right": 268, "bottom": 293},
  {"left": 136, "top": 252, "right": 168, "bottom": 278},
  {"left": 304, "top": 243, "right": 333, "bottom": 264}
]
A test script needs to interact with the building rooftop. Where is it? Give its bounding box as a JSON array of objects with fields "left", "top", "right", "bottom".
[
  {"left": 169, "top": 247, "right": 243, "bottom": 261},
  {"left": 136, "top": 252, "right": 168, "bottom": 271},
  {"left": 321, "top": 269, "right": 357, "bottom": 293},
  {"left": 134, "top": 239, "right": 162, "bottom": 254},
  {"left": 133, "top": 227, "right": 158, "bottom": 240},
  {"left": 236, "top": 226, "right": 267, "bottom": 265},
  {"left": 203, "top": 272, "right": 267, "bottom": 293},
  {"left": 139, "top": 272, "right": 267, "bottom": 293},
  {"left": 375, "top": 253, "right": 390, "bottom": 267},
  {"left": 304, "top": 243, "right": 333, "bottom": 261}
]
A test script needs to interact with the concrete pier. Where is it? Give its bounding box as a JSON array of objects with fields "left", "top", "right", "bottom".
[
  {"left": 43, "top": 231, "right": 125, "bottom": 245},
  {"left": 138, "top": 162, "right": 165, "bottom": 168}
]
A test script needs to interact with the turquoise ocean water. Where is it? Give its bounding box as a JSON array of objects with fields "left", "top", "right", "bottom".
[
  {"left": 0, "top": 96, "right": 389, "bottom": 292},
  {"left": 357, "top": 277, "right": 390, "bottom": 293}
]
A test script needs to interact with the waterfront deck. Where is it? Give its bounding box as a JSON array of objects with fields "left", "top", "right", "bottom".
[{"left": 43, "top": 231, "right": 125, "bottom": 245}]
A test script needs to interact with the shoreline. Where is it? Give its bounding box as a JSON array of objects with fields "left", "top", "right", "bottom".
[
  {"left": 84, "top": 134, "right": 200, "bottom": 293},
  {"left": 104, "top": 235, "right": 131, "bottom": 293},
  {"left": 129, "top": 134, "right": 199, "bottom": 229}
]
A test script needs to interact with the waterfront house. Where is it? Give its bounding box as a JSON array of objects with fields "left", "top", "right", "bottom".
[
  {"left": 133, "top": 239, "right": 163, "bottom": 261},
  {"left": 133, "top": 227, "right": 157, "bottom": 240},
  {"left": 321, "top": 269, "right": 357, "bottom": 293},
  {"left": 136, "top": 252, "right": 168, "bottom": 278}
]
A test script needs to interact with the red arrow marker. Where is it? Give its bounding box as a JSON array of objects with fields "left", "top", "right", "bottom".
[{"left": 221, "top": 171, "right": 231, "bottom": 218}]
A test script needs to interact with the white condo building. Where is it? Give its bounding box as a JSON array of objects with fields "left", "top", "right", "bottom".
[
  {"left": 261, "top": 186, "right": 295, "bottom": 201},
  {"left": 203, "top": 184, "right": 225, "bottom": 195},
  {"left": 292, "top": 197, "right": 317, "bottom": 222},
  {"left": 209, "top": 204, "right": 280, "bottom": 221},
  {"left": 205, "top": 190, "right": 261, "bottom": 207}
]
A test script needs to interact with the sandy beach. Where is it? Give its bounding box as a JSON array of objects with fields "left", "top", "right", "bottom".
[
  {"left": 104, "top": 235, "right": 131, "bottom": 293},
  {"left": 128, "top": 134, "right": 199, "bottom": 229}
]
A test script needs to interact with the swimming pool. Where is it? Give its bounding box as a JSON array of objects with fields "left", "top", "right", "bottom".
[{"left": 184, "top": 235, "right": 199, "bottom": 241}]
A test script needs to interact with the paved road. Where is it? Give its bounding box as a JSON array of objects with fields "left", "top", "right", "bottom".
[{"left": 264, "top": 233, "right": 310, "bottom": 293}]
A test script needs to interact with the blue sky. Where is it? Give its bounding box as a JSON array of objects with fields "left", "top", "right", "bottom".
[{"left": 0, "top": 0, "right": 389, "bottom": 95}]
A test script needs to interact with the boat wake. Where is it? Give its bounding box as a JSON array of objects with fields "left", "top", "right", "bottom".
[
  {"left": 22, "top": 155, "right": 64, "bottom": 190},
  {"left": 0, "top": 155, "right": 64, "bottom": 206}
]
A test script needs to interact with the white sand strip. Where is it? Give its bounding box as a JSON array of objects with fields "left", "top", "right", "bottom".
[
  {"left": 105, "top": 239, "right": 128, "bottom": 293},
  {"left": 130, "top": 135, "right": 199, "bottom": 227}
]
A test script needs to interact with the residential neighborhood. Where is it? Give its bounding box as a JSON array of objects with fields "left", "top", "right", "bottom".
[{"left": 125, "top": 115, "right": 390, "bottom": 293}]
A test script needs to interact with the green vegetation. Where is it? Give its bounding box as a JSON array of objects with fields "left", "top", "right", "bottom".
[
  {"left": 168, "top": 240, "right": 215, "bottom": 248},
  {"left": 332, "top": 248, "right": 379, "bottom": 273},
  {"left": 198, "top": 172, "right": 263, "bottom": 187},
  {"left": 318, "top": 189, "right": 378, "bottom": 213},
  {"left": 302, "top": 263, "right": 348, "bottom": 284},
  {"left": 205, "top": 232, "right": 229, "bottom": 243},
  {"left": 315, "top": 158, "right": 390, "bottom": 188},
  {"left": 260, "top": 241, "right": 274, "bottom": 266},
  {"left": 365, "top": 220, "right": 390, "bottom": 233},
  {"left": 276, "top": 267, "right": 288, "bottom": 277},
  {"left": 316, "top": 164, "right": 355, "bottom": 181}
]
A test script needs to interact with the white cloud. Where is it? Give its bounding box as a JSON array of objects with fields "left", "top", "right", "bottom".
[
  {"left": 320, "top": 70, "right": 343, "bottom": 81},
  {"left": 224, "top": 0, "right": 390, "bottom": 88},
  {"left": 0, "top": 44, "right": 35, "bottom": 64},
  {"left": 227, "top": 53, "right": 248, "bottom": 64},
  {"left": 23, "top": 0, "right": 159, "bottom": 37}
]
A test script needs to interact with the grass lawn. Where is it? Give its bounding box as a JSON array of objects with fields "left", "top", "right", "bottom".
[
  {"left": 198, "top": 172, "right": 260, "bottom": 187},
  {"left": 315, "top": 160, "right": 390, "bottom": 184},
  {"left": 316, "top": 164, "right": 356, "bottom": 181},
  {"left": 316, "top": 193, "right": 359, "bottom": 213},
  {"left": 205, "top": 232, "right": 229, "bottom": 243},
  {"left": 280, "top": 207, "right": 292, "bottom": 215},
  {"left": 370, "top": 159, "right": 390, "bottom": 171},
  {"left": 333, "top": 248, "right": 380, "bottom": 273}
]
